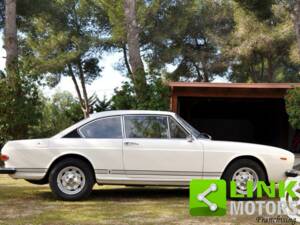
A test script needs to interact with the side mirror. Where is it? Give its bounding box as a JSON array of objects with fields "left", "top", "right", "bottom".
[
  {"left": 187, "top": 134, "right": 194, "bottom": 142},
  {"left": 201, "top": 133, "right": 212, "bottom": 140}
]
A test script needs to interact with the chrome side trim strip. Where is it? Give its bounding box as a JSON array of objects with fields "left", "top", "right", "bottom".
[
  {"left": 94, "top": 169, "right": 109, "bottom": 174},
  {"left": 94, "top": 169, "right": 222, "bottom": 176},
  {"left": 14, "top": 168, "right": 222, "bottom": 177},
  {"left": 16, "top": 168, "right": 47, "bottom": 173}
]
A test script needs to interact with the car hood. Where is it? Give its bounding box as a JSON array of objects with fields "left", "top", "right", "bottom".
[{"left": 200, "top": 139, "right": 294, "bottom": 157}]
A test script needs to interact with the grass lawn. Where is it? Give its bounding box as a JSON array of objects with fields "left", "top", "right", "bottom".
[{"left": 0, "top": 175, "right": 296, "bottom": 225}]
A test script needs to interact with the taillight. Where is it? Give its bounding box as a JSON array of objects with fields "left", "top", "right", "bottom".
[{"left": 0, "top": 154, "right": 9, "bottom": 161}]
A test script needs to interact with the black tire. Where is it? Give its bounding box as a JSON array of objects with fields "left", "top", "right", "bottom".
[
  {"left": 222, "top": 159, "right": 267, "bottom": 200},
  {"left": 26, "top": 178, "right": 48, "bottom": 185},
  {"left": 49, "top": 158, "right": 95, "bottom": 201}
]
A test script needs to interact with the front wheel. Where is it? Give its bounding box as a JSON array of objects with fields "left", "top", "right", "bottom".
[
  {"left": 49, "top": 158, "right": 95, "bottom": 201},
  {"left": 222, "top": 159, "right": 267, "bottom": 199}
]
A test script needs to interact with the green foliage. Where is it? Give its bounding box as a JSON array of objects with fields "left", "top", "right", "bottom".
[
  {"left": 234, "top": 0, "right": 274, "bottom": 20},
  {"left": 21, "top": 0, "right": 105, "bottom": 78},
  {"left": 0, "top": 0, "right": 4, "bottom": 30},
  {"left": 17, "top": 0, "right": 110, "bottom": 117},
  {"left": 0, "top": 74, "right": 42, "bottom": 147},
  {"left": 111, "top": 75, "right": 170, "bottom": 111},
  {"left": 226, "top": 1, "right": 300, "bottom": 82},
  {"left": 145, "top": 0, "right": 233, "bottom": 82},
  {"left": 30, "top": 91, "right": 83, "bottom": 138},
  {"left": 111, "top": 82, "right": 140, "bottom": 110},
  {"left": 93, "top": 96, "right": 112, "bottom": 112},
  {"left": 96, "top": 0, "right": 125, "bottom": 43},
  {"left": 285, "top": 87, "right": 300, "bottom": 129}
]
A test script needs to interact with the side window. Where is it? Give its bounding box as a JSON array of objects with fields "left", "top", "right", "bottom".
[
  {"left": 169, "top": 117, "right": 188, "bottom": 139},
  {"left": 64, "top": 129, "right": 81, "bottom": 138},
  {"left": 79, "top": 116, "right": 122, "bottom": 138},
  {"left": 125, "top": 115, "right": 168, "bottom": 138}
]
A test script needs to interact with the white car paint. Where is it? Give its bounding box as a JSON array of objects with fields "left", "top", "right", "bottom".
[{"left": 1, "top": 110, "right": 295, "bottom": 185}]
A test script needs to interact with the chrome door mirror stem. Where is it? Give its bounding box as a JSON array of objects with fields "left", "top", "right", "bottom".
[
  {"left": 187, "top": 135, "right": 194, "bottom": 142},
  {"left": 201, "top": 133, "right": 212, "bottom": 140}
]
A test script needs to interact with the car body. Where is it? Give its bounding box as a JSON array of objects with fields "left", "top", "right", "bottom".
[{"left": 0, "top": 110, "right": 296, "bottom": 200}]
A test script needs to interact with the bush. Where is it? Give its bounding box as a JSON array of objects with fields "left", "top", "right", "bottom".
[
  {"left": 0, "top": 76, "right": 42, "bottom": 146},
  {"left": 285, "top": 87, "right": 300, "bottom": 129},
  {"left": 111, "top": 75, "right": 170, "bottom": 111}
]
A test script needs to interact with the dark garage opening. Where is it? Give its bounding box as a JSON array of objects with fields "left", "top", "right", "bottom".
[{"left": 178, "top": 97, "right": 290, "bottom": 149}]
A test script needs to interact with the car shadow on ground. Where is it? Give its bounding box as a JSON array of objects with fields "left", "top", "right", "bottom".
[
  {"left": 91, "top": 187, "right": 189, "bottom": 200},
  {"left": 37, "top": 186, "right": 189, "bottom": 201}
]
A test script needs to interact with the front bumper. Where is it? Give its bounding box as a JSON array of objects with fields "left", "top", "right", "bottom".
[
  {"left": 0, "top": 168, "right": 16, "bottom": 174},
  {"left": 285, "top": 169, "right": 299, "bottom": 177}
]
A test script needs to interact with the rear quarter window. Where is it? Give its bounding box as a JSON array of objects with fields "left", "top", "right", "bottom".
[{"left": 79, "top": 116, "right": 122, "bottom": 139}]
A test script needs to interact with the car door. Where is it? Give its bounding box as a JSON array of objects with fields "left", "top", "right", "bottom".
[
  {"left": 122, "top": 114, "right": 204, "bottom": 183},
  {"left": 76, "top": 116, "right": 124, "bottom": 180}
]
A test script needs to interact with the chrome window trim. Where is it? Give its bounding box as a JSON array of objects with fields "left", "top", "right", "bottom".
[
  {"left": 75, "top": 113, "right": 194, "bottom": 140},
  {"left": 121, "top": 115, "right": 126, "bottom": 139},
  {"left": 166, "top": 116, "right": 171, "bottom": 139}
]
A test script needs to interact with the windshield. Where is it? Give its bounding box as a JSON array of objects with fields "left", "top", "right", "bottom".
[{"left": 175, "top": 114, "right": 210, "bottom": 139}]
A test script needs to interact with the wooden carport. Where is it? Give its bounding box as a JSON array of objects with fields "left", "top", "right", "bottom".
[{"left": 169, "top": 82, "right": 300, "bottom": 150}]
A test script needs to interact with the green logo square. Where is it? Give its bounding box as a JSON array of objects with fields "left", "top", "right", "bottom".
[{"left": 190, "top": 179, "right": 227, "bottom": 216}]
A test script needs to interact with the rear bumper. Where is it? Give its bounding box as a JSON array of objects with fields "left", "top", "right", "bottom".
[
  {"left": 0, "top": 168, "right": 16, "bottom": 174},
  {"left": 285, "top": 169, "right": 299, "bottom": 177}
]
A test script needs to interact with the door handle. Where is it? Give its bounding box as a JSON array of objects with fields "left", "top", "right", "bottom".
[{"left": 124, "top": 141, "right": 139, "bottom": 146}]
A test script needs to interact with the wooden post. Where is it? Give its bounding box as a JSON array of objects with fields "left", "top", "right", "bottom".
[{"left": 171, "top": 95, "right": 178, "bottom": 113}]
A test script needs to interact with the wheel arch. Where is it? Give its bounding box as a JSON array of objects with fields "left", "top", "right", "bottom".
[
  {"left": 221, "top": 155, "right": 269, "bottom": 184},
  {"left": 43, "top": 154, "right": 96, "bottom": 182}
]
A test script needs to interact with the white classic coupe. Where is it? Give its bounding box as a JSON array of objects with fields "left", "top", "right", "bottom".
[{"left": 0, "top": 110, "right": 297, "bottom": 200}]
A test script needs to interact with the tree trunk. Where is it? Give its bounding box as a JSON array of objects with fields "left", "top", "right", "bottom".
[
  {"left": 4, "top": 0, "right": 18, "bottom": 87},
  {"left": 124, "top": 0, "right": 147, "bottom": 102},
  {"left": 193, "top": 63, "right": 202, "bottom": 82},
  {"left": 260, "top": 55, "right": 265, "bottom": 81},
  {"left": 293, "top": 0, "right": 300, "bottom": 57},
  {"left": 77, "top": 60, "right": 90, "bottom": 118},
  {"left": 249, "top": 64, "right": 258, "bottom": 83},
  {"left": 267, "top": 56, "right": 273, "bottom": 82},
  {"left": 68, "top": 64, "right": 86, "bottom": 113},
  {"left": 202, "top": 67, "right": 209, "bottom": 82}
]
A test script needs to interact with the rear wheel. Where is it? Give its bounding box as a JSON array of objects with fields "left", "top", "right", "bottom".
[
  {"left": 49, "top": 158, "right": 95, "bottom": 201},
  {"left": 222, "top": 159, "right": 267, "bottom": 199}
]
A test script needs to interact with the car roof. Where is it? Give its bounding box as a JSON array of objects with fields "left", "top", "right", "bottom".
[
  {"left": 90, "top": 110, "right": 176, "bottom": 118},
  {"left": 53, "top": 110, "right": 176, "bottom": 138}
]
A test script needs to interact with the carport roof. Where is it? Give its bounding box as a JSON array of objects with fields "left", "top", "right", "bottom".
[
  {"left": 169, "top": 82, "right": 300, "bottom": 89},
  {"left": 169, "top": 82, "right": 300, "bottom": 111}
]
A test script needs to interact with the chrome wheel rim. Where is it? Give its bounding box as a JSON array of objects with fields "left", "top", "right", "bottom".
[
  {"left": 57, "top": 166, "right": 86, "bottom": 195},
  {"left": 232, "top": 167, "right": 258, "bottom": 195}
]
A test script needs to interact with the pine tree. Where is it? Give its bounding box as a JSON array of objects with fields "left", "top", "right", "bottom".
[
  {"left": 20, "top": 0, "right": 109, "bottom": 118},
  {"left": 226, "top": 1, "right": 300, "bottom": 82}
]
